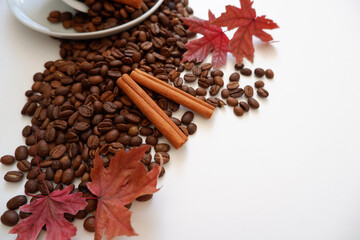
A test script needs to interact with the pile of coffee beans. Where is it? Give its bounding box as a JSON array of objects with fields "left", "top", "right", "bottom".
[
  {"left": 47, "top": 0, "right": 192, "bottom": 33},
  {"left": 2, "top": 0, "right": 196, "bottom": 232}
]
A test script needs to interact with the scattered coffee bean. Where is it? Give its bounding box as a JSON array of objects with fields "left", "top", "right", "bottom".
[
  {"left": 254, "top": 68, "right": 265, "bottom": 77},
  {"left": 227, "top": 82, "right": 239, "bottom": 90},
  {"left": 227, "top": 97, "right": 239, "bottom": 107},
  {"left": 248, "top": 98, "right": 260, "bottom": 109},
  {"left": 221, "top": 89, "right": 230, "bottom": 99},
  {"left": 255, "top": 80, "right": 265, "bottom": 88},
  {"left": 155, "top": 143, "right": 170, "bottom": 152},
  {"left": 1, "top": 155, "right": 15, "bottom": 165},
  {"left": 214, "top": 76, "right": 224, "bottom": 87},
  {"left": 244, "top": 85, "right": 254, "bottom": 98},
  {"left": 83, "top": 216, "right": 95, "bottom": 232},
  {"left": 187, "top": 123, "right": 197, "bottom": 135},
  {"left": 1, "top": 210, "right": 19, "bottom": 226},
  {"left": 257, "top": 88, "right": 269, "bottom": 98},
  {"left": 4, "top": 171, "right": 23, "bottom": 182},
  {"left": 265, "top": 69, "right": 274, "bottom": 79},
  {"left": 181, "top": 111, "right": 194, "bottom": 125},
  {"left": 209, "top": 85, "right": 221, "bottom": 96},
  {"left": 229, "top": 72, "right": 240, "bottom": 82},
  {"left": 25, "top": 179, "right": 38, "bottom": 193},
  {"left": 184, "top": 74, "right": 197, "bottom": 82},
  {"left": 17, "top": 160, "right": 32, "bottom": 172},
  {"left": 234, "top": 106, "right": 244, "bottom": 116},
  {"left": 14, "top": 146, "right": 28, "bottom": 161},
  {"left": 239, "top": 101, "right": 250, "bottom": 112},
  {"left": 234, "top": 63, "right": 244, "bottom": 70},
  {"left": 136, "top": 194, "right": 153, "bottom": 202},
  {"left": 240, "top": 68, "right": 252, "bottom": 76},
  {"left": 155, "top": 152, "right": 170, "bottom": 164},
  {"left": 7, "top": 195, "right": 27, "bottom": 210}
]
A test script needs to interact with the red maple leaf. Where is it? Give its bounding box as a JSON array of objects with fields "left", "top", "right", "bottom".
[
  {"left": 87, "top": 145, "right": 160, "bottom": 240},
  {"left": 182, "top": 10, "right": 230, "bottom": 69},
  {"left": 9, "top": 185, "right": 87, "bottom": 240},
  {"left": 213, "top": 0, "right": 279, "bottom": 63}
]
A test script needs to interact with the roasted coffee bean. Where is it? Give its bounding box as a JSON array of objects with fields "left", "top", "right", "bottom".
[
  {"left": 103, "top": 102, "right": 118, "bottom": 113},
  {"left": 201, "top": 63, "right": 212, "bottom": 71},
  {"left": 4, "top": 171, "right": 23, "bottom": 182},
  {"left": 130, "top": 136, "right": 142, "bottom": 146},
  {"left": 15, "top": 146, "right": 28, "bottom": 160},
  {"left": 264, "top": 69, "right": 274, "bottom": 79},
  {"left": 173, "top": 77, "right": 183, "bottom": 87},
  {"left": 62, "top": 168, "right": 75, "bottom": 185},
  {"left": 234, "top": 63, "right": 244, "bottom": 70},
  {"left": 50, "top": 144, "right": 66, "bottom": 159},
  {"left": 239, "top": 101, "right": 250, "bottom": 112},
  {"left": 234, "top": 106, "right": 244, "bottom": 116},
  {"left": 145, "top": 136, "right": 158, "bottom": 146},
  {"left": 74, "top": 121, "right": 90, "bottom": 132},
  {"left": 79, "top": 105, "right": 94, "bottom": 118},
  {"left": 244, "top": 85, "right": 254, "bottom": 98},
  {"left": 254, "top": 68, "right": 265, "bottom": 77},
  {"left": 229, "top": 72, "right": 240, "bottom": 82},
  {"left": 38, "top": 181, "right": 53, "bottom": 195},
  {"left": 214, "top": 76, "right": 224, "bottom": 87},
  {"left": 19, "top": 211, "right": 32, "bottom": 219},
  {"left": 87, "top": 135, "right": 99, "bottom": 149},
  {"left": 229, "top": 88, "right": 245, "bottom": 98},
  {"left": 7, "top": 195, "right": 27, "bottom": 210},
  {"left": 105, "top": 129, "right": 120, "bottom": 142},
  {"left": 136, "top": 194, "right": 153, "bottom": 202},
  {"left": 141, "top": 153, "right": 152, "bottom": 166},
  {"left": 140, "top": 127, "right": 153, "bottom": 136},
  {"left": 22, "top": 125, "right": 32, "bottom": 137},
  {"left": 155, "top": 143, "right": 170, "bottom": 152},
  {"left": 198, "top": 78, "right": 210, "bottom": 88},
  {"left": 184, "top": 73, "right": 197, "bottom": 82},
  {"left": 221, "top": 89, "right": 230, "bottom": 99},
  {"left": 192, "top": 66, "right": 202, "bottom": 76},
  {"left": 17, "top": 160, "right": 32, "bottom": 172},
  {"left": 209, "top": 85, "right": 221, "bottom": 96},
  {"left": 257, "top": 88, "right": 269, "bottom": 98},
  {"left": 206, "top": 97, "right": 219, "bottom": 108},
  {"left": 196, "top": 87, "right": 207, "bottom": 96},
  {"left": 128, "top": 126, "right": 139, "bottom": 137},
  {"left": 27, "top": 167, "right": 40, "bottom": 179},
  {"left": 1, "top": 210, "right": 19, "bottom": 226},
  {"left": 227, "top": 82, "right": 239, "bottom": 90},
  {"left": 181, "top": 111, "right": 194, "bottom": 125},
  {"left": 1, "top": 155, "right": 15, "bottom": 165},
  {"left": 185, "top": 123, "right": 196, "bottom": 135},
  {"left": 83, "top": 216, "right": 95, "bottom": 232},
  {"left": 210, "top": 70, "right": 223, "bottom": 77},
  {"left": 60, "top": 156, "right": 72, "bottom": 169},
  {"left": 248, "top": 98, "right": 260, "bottom": 109},
  {"left": 155, "top": 152, "right": 170, "bottom": 164},
  {"left": 255, "top": 80, "right": 265, "bottom": 88},
  {"left": 240, "top": 68, "right": 252, "bottom": 76},
  {"left": 149, "top": 163, "right": 165, "bottom": 177},
  {"left": 37, "top": 140, "right": 49, "bottom": 157},
  {"left": 25, "top": 179, "right": 38, "bottom": 193},
  {"left": 227, "top": 97, "right": 238, "bottom": 107}
]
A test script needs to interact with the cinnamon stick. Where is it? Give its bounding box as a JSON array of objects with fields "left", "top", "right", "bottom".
[
  {"left": 112, "top": 0, "right": 143, "bottom": 9},
  {"left": 130, "top": 69, "right": 215, "bottom": 119},
  {"left": 116, "top": 74, "right": 187, "bottom": 149}
]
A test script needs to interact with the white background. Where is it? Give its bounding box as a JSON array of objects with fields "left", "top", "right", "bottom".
[{"left": 1, "top": 0, "right": 360, "bottom": 239}]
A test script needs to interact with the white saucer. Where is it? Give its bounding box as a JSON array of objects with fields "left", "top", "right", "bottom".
[{"left": 7, "top": 0, "right": 164, "bottom": 40}]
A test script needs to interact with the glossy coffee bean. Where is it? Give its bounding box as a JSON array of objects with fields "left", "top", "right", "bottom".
[
  {"left": 7, "top": 195, "right": 27, "bottom": 210},
  {"left": 4, "top": 171, "right": 23, "bottom": 182},
  {"left": 83, "top": 216, "right": 95, "bottom": 232},
  {"left": 15, "top": 146, "right": 28, "bottom": 160},
  {"left": 181, "top": 111, "right": 194, "bottom": 125},
  {"left": 248, "top": 98, "right": 260, "bottom": 109},
  {"left": 1, "top": 210, "right": 19, "bottom": 226},
  {"left": 1, "top": 155, "right": 15, "bottom": 165}
]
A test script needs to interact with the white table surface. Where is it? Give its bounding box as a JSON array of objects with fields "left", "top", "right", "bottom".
[{"left": 1, "top": 0, "right": 360, "bottom": 239}]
